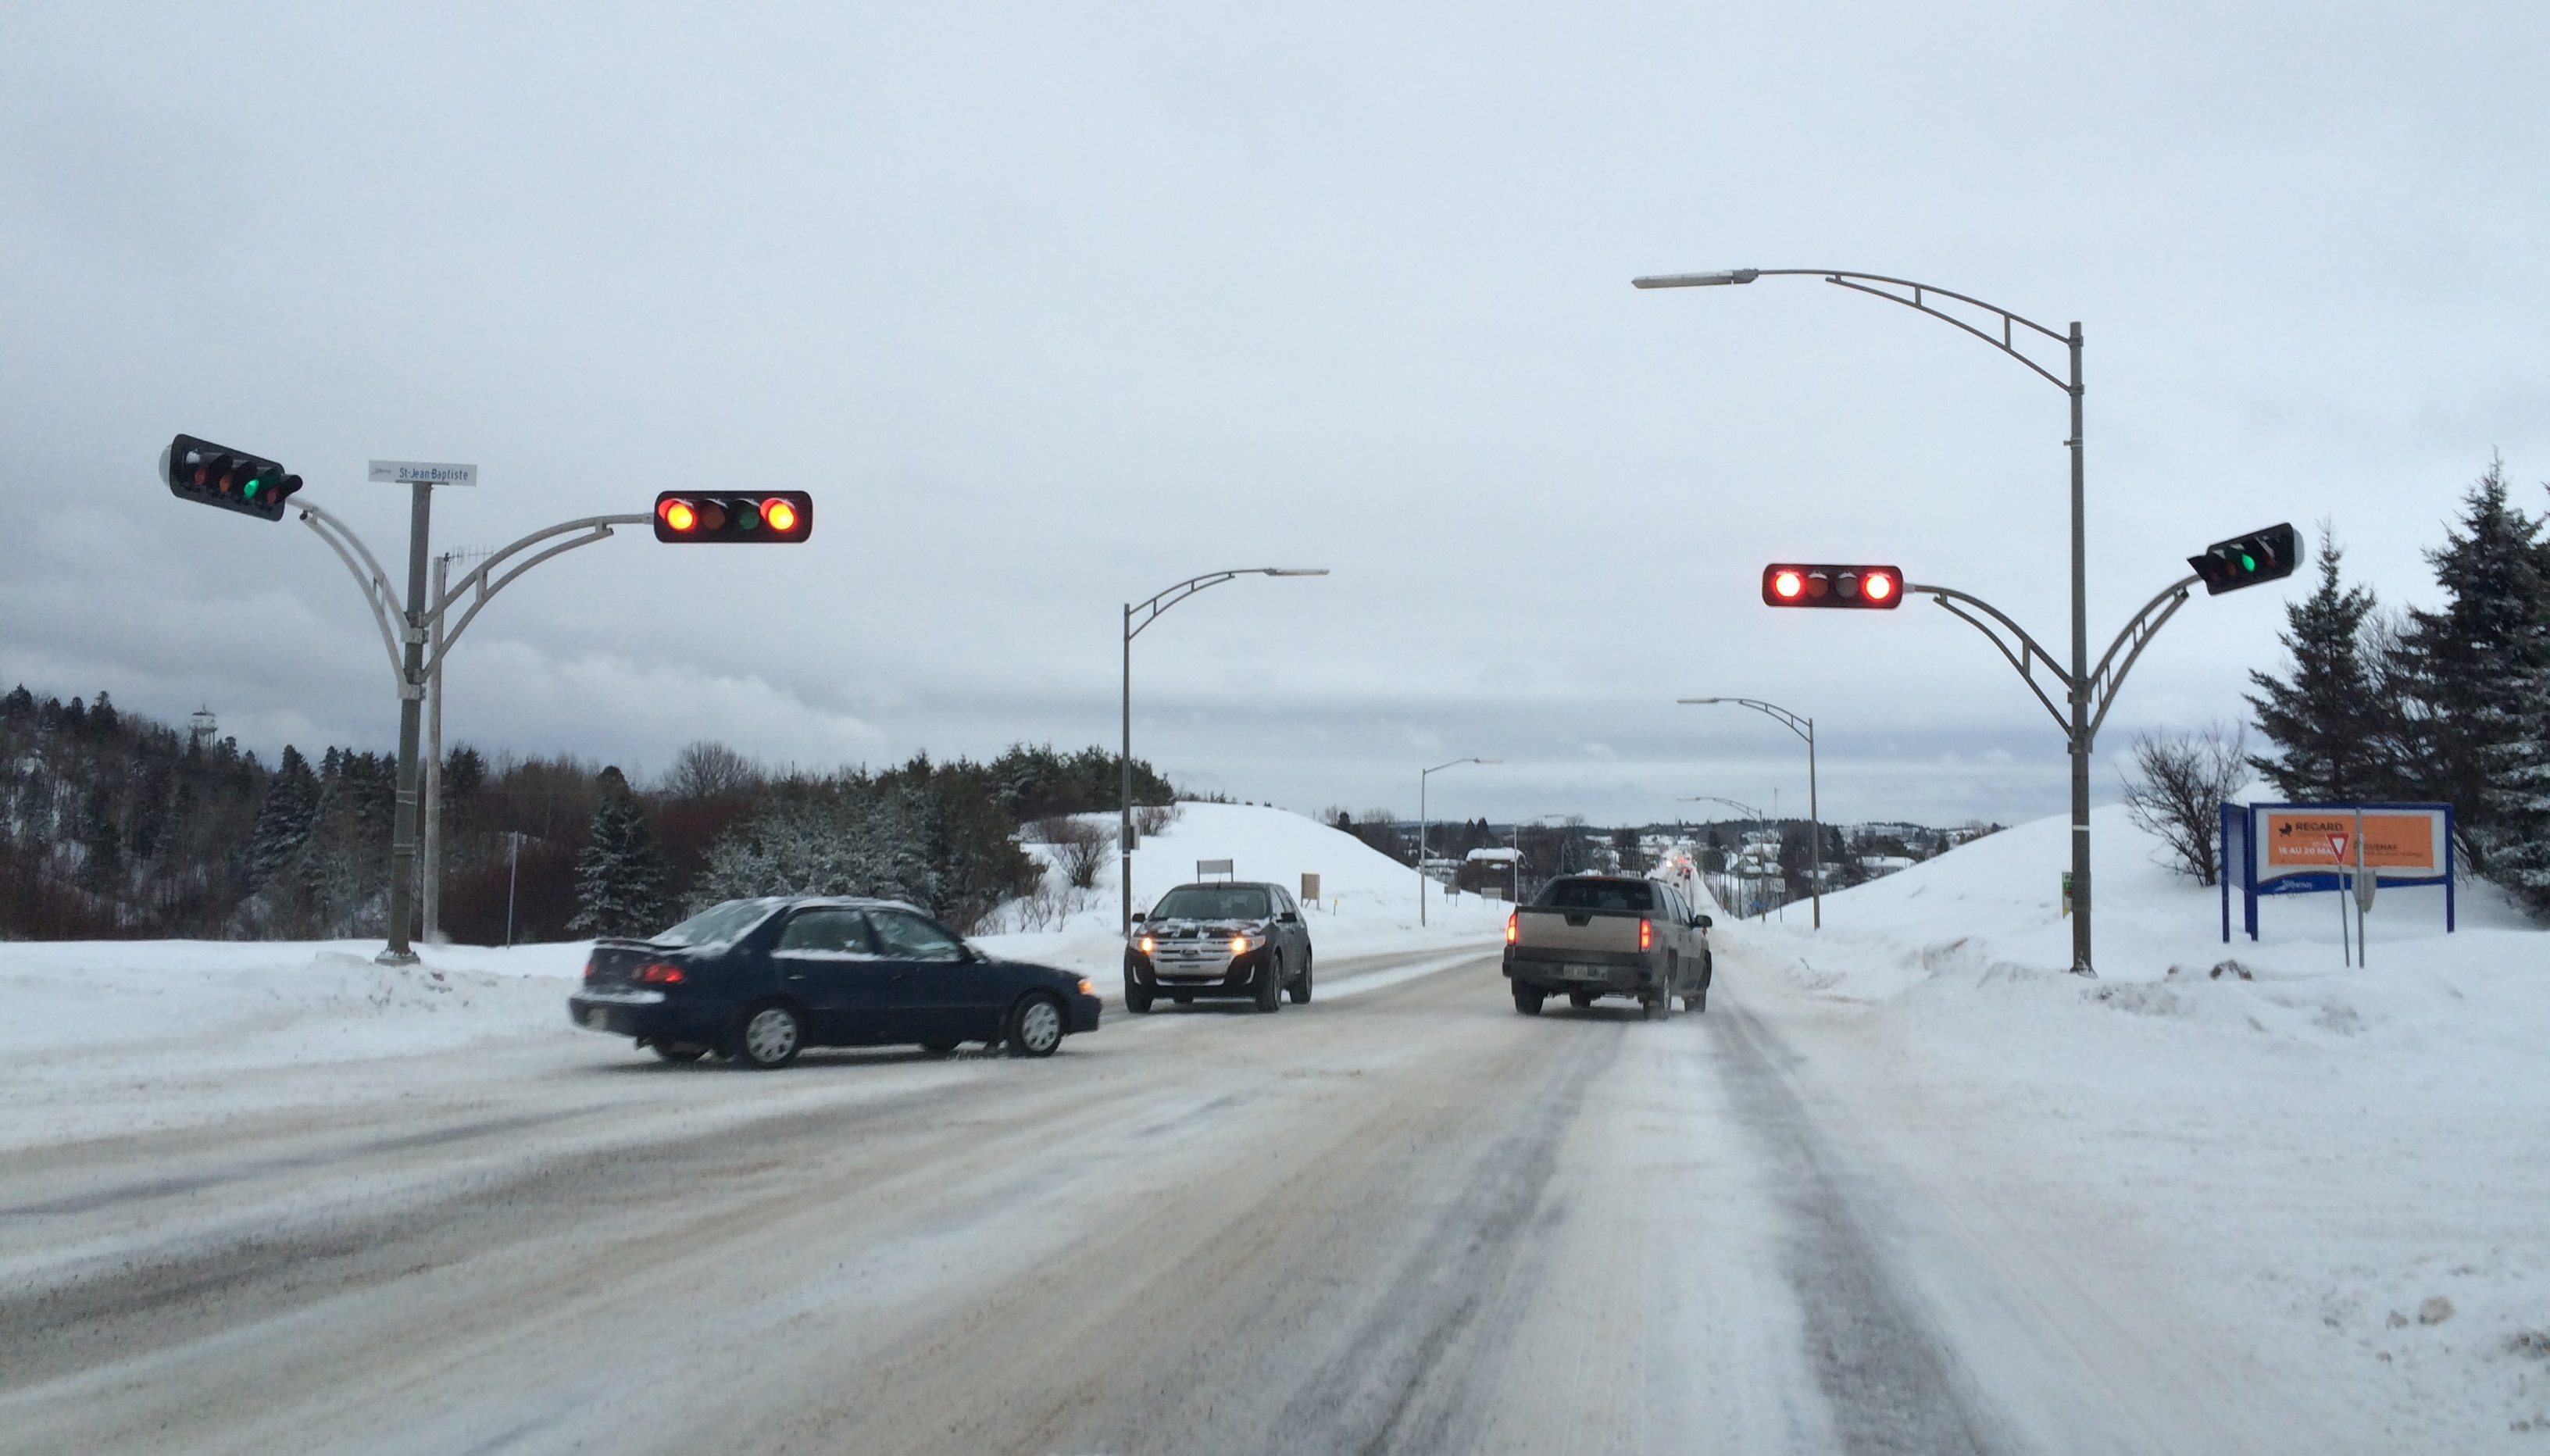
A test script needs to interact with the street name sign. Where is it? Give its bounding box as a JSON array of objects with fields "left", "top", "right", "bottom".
[{"left": 368, "top": 460, "right": 478, "bottom": 487}]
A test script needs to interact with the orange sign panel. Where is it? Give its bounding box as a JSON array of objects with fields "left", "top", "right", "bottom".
[{"left": 2261, "top": 811, "right": 2438, "bottom": 872}]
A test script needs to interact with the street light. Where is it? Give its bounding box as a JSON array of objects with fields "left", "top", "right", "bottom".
[
  {"left": 1680, "top": 698, "right": 1820, "bottom": 928},
  {"left": 1417, "top": 757, "right": 1498, "bottom": 925},
  {"left": 1637, "top": 266, "right": 2100, "bottom": 974},
  {"left": 1121, "top": 569, "right": 1328, "bottom": 935},
  {"left": 1680, "top": 795, "right": 1768, "bottom": 920}
]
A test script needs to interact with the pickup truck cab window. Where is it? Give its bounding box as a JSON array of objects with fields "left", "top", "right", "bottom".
[{"left": 1541, "top": 880, "right": 1654, "bottom": 912}]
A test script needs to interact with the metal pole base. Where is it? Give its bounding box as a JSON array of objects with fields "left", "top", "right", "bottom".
[{"left": 375, "top": 947, "right": 422, "bottom": 967}]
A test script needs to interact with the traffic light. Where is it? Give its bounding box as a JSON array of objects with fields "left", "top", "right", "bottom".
[
  {"left": 2188, "top": 523, "right": 2300, "bottom": 595},
  {"left": 161, "top": 434, "right": 302, "bottom": 522},
  {"left": 653, "top": 491, "right": 814, "bottom": 544},
  {"left": 1761, "top": 563, "right": 1904, "bottom": 608}
]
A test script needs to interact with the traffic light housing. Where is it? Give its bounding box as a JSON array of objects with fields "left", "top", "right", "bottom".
[
  {"left": 1761, "top": 563, "right": 1904, "bottom": 608},
  {"left": 161, "top": 434, "right": 302, "bottom": 522},
  {"left": 653, "top": 491, "right": 814, "bottom": 544},
  {"left": 2188, "top": 523, "right": 2299, "bottom": 595}
]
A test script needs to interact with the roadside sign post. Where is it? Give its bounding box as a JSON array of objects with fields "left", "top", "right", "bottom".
[
  {"left": 2327, "top": 832, "right": 2352, "bottom": 965},
  {"left": 2222, "top": 802, "right": 2452, "bottom": 948}
]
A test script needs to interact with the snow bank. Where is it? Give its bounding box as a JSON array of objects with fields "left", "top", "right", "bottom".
[
  {"left": 1723, "top": 802, "right": 2550, "bottom": 1447},
  {"left": 972, "top": 801, "right": 1508, "bottom": 988}
]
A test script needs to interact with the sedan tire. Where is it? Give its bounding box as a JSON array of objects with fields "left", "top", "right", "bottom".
[
  {"left": 1005, "top": 993, "right": 1066, "bottom": 1058},
  {"left": 1254, "top": 955, "right": 1284, "bottom": 1014},
  {"left": 734, "top": 1001, "right": 804, "bottom": 1070},
  {"left": 1287, "top": 956, "right": 1312, "bottom": 1005}
]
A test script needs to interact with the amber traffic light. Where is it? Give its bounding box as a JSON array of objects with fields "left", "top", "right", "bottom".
[
  {"left": 1761, "top": 563, "right": 1903, "bottom": 608},
  {"left": 654, "top": 491, "right": 813, "bottom": 543},
  {"left": 161, "top": 434, "right": 302, "bottom": 522}
]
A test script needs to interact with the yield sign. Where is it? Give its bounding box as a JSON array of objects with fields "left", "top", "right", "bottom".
[{"left": 2327, "top": 831, "right": 2352, "bottom": 864}]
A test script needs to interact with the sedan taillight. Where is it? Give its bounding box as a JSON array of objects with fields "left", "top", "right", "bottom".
[{"left": 636, "top": 962, "right": 686, "bottom": 984}]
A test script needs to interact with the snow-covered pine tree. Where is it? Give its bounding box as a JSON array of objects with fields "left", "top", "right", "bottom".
[
  {"left": 247, "top": 746, "right": 320, "bottom": 892},
  {"left": 2246, "top": 527, "right": 2388, "bottom": 801},
  {"left": 570, "top": 766, "right": 670, "bottom": 937},
  {"left": 2385, "top": 462, "right": 2550, "bottom": 880}
]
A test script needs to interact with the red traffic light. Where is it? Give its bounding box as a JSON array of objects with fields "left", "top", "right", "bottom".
[
  {"left": 653, "top": 491, "right": 813, "bottom": 544},
  {"left": 1761, "top": 563, "right": 1905, "bottom": 609}
]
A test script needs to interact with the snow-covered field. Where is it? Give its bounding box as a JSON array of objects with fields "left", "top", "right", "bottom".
[{"left": 1709, "top": 802, "right": 2550, "bottom": 1447}]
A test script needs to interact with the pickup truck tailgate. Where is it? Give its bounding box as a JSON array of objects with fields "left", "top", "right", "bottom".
[{"left": 1512, "top": 907, "right": 1644, "bottom": 954}]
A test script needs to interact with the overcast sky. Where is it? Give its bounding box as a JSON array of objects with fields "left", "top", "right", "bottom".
[{"left": 5, "top": 1, "right": 2545, "bottom": 830}]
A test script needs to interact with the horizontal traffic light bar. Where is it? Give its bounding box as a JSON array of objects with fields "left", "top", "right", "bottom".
[
  {"left": 162, "top": 434, "right": 302, "bottom": 522},
  {"left": 1762, "top": 563, "right": 1903, "bottom": 608},
  {"left": 654, "top": 491, "right": 814, "bottom": 544},
  {"left": 2188, "top": 522, "right": 2299, "bottom": 596}
]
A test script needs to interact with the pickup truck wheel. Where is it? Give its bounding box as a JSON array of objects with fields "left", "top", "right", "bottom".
[
  {"left": 1254, "top": 955, "right": 1283, "bottom": 1013},
  {"left": 1567, "top": 990, "right": 1596, "bottom": 1010},
  {"left": 1126, "top": 983, "right": 1153, "bottom": 1015},
  {"left": 1640, "top": 994, "right": 1661, "bottom": 1022},
  {"left": 1513, "top": 986, "right": 1545, "bottom": 1016}
]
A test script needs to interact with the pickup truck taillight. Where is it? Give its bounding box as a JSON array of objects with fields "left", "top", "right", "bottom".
[
  {"left": 1638, "top": 918, "right": 1653, "bottom": 951},
  {"left": 1505, "top": 911, "right": 1518, "bottom": 944}
]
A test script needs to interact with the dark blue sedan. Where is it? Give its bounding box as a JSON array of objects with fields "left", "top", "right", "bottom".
[{"left": 568, "top": 897, "right": 1102, "bottom": 1068}]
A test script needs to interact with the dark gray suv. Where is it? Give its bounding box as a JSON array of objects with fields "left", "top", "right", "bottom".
[{"left": 1123, "top": 880, "right": 1314, "bottom": 1014}]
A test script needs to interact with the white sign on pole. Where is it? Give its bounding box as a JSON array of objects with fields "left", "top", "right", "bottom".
[{"left": 368, "top": 460, "right": 478, "bottom": 487}]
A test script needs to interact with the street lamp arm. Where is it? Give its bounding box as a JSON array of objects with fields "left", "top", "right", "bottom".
[
  {"left": 429, "top": 514, "right": 650, "bottom": 673},
  {"left": 1634, "top": 268, "right": 2072, "bottom": 393},
  {"left": 2084, "top": 572, "right": 2202, "bottom": 744},
  {"left": 1128, "top": 567, "right": 1324, "bottom": 641},
  {"left": 1905, "top": 583, "right": 2075, "bottom": 734},
  {"left": 296, "top": 501, "right": 410, "bottom": 690},
  {"left": 1678, "top": 696, "right": 1809, "bottom": 744}
]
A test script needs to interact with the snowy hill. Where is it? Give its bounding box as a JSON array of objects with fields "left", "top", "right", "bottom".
[
  {"left": 972, "top": 801, "right": 1508, "bottom": 987},
  {"left": 1720, "top": 802, "right": 2550, "bottom": 1445}
]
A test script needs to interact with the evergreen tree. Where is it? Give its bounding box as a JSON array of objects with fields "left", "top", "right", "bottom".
[
  {"left": 2247, "top": 528, "right": 2388, "bottom": 801},
  {"left": 2385, "top": 462, "right": 2550, "bottom": 874},
  {"left": 571, "top": 767, "right": 670, "bottom": 937},
  {"left": 248, "top": 746, "right": 320, "bottom": 892}
]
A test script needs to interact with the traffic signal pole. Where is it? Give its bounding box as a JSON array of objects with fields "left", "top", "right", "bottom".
[{"left": 296, "top": 501, "right": 651, "bottom": 964}]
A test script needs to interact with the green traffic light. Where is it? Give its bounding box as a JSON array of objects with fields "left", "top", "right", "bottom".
[{"left": 2239, "top": 551, "right": 2255, "bottom": 571}]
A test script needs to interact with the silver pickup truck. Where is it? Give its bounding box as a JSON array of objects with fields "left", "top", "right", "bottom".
[{"left": 1502, "top": 874, "right": 1712, "bottom": 1018}]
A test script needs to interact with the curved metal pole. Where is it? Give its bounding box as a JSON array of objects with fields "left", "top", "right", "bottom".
[
  {"left": 1903, "top": 583, "right": 2074, "bottom": 733},
  {"left": 1679, "top": 795, "right": 1766, "bottom": 919},
  {"left": 2084, "top": 573, "right": 2202, "bottom": 744},
  {"left": 1416, "top": 757, "right": 1492, "bottom": 926},
  {"left": 1679, "top": 698, "right": 1820, "bottom": 927},
  {"left": 296, "top": 502, "right": 408, "bottom": 689},
  {"left": 427, "top": 515, "right": 649, "bottom": 673},
  {"left": 1120, "top": 567, "right": 1328, "bottom": 935}
]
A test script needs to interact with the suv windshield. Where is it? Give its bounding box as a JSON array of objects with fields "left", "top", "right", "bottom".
[
  {"left": 1150, "top": 886, "right": 1273, "bottom": 921},
  {"left": 655, "top": 898, "right": 780, "bottom": 947},
  {"left": 1538, "top": 879, "right": 1655, "bottom": 912}
]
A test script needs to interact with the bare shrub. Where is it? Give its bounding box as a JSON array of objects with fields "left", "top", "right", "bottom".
[
  {"left": 2122, "top": 724, "right": 2252, "bottom": 886},
  {"left": 1036, "top": 815, "right": 1114, "bottom": 890},
  {"left": 664, "top": 740, "right": 762, "bottom": 801},
  {"left": 1134, "top": 802, "right": 1177, "bottom": 837}
]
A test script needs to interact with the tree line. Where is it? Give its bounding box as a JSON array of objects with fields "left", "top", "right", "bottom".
[
  {"left": 0, "top": 697, "right": 1177, "bottom": 941},
  {"left": 2238, "top": 461, "right": 2550, "bottom": 915}
]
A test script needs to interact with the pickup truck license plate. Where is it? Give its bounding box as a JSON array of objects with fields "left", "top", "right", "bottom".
[{"left": 1568, "top": 964, "right": 1604, "bottom": 980}]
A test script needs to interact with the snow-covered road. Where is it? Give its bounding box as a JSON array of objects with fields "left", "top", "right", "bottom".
[{"left": 0, "top": 943, "right": 2296, "bottom": 1455}]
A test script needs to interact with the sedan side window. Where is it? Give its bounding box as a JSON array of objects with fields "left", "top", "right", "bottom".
[
  {"left": 868, "top": 909, "right": 968, "bottom": 962},
  {"left": 777, "top": 908, "right": 877, "bottom": 956}
]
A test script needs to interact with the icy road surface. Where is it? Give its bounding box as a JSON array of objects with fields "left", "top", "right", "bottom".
[{"left": 2, "top": 947, "right": 2281, "bottom": 1455}]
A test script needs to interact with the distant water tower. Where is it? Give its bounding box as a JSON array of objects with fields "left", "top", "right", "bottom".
[{"left": 188, "top": 707, "right": 216, "bottom": 751}]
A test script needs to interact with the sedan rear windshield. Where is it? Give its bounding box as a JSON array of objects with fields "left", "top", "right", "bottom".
[
  {"left": 1538, "top": 879, "right": 1655, "bottom": 912},
  {"left": 1150, "top": 886, "right": 1273, "bottom": 921},
  {"left": 655, "top": 898, "right": 780, "bottom": 947}
]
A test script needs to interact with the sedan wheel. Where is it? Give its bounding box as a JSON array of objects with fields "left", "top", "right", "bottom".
[
  {"left": 1006, "top": 994, "right": 1066, "bottom": 1058},
  {"left": 735, "top": 1003, "right": 803, "bottom": 1069},
  {"left": 1288, "top": 956, "right": 1312, "bottom": 1005},
  {"left": 1255, "top": 955, "right": 1283, "bottom": 1013}
]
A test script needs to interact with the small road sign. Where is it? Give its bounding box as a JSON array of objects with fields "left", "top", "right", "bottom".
[
  {"left": 369, "top": 460, "right": 478, "bottom": 487},
  {"left": 2327, "top": 832, "right": 2350, "bottom": 863}
]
